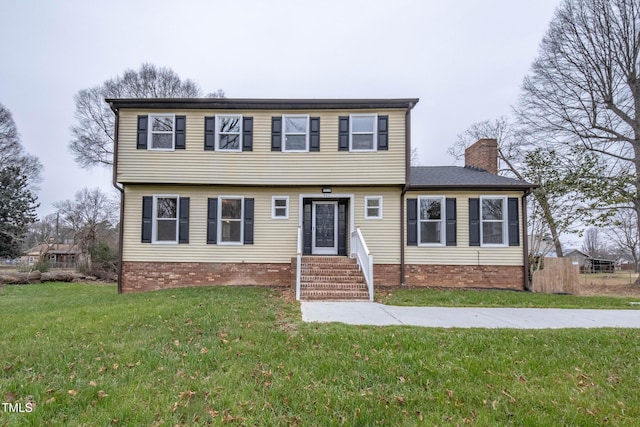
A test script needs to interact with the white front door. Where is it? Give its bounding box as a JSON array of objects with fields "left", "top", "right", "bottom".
[{"left": 312, "top": 201, "right": 338, "bottom": 255}]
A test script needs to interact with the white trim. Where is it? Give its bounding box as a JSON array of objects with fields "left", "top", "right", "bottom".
[
  {"left": 148, "top": 114, "right": 175, "bottom": 151},
  {"left": 282, "top": 114, "right": 310, "bottom": 152},
  {"left": 215, "top": 114, "right": 243, "bottom": 152},
  {"left": 312, "top": 201, "right": 338, "bottom": 255},
  {"left": 364, "top": 196, "right": 383, "bottom": 219},
  {"left": 417, "top": 196, "right": 445, "bottom": 247},
  {"left": 480, "top": 196, "right": 508, "bottom": 247},
  {"left": 272, "top": 196, "right": 289, "bottom": 219},
  {"left": 349, "top": 113, "right": 377, "bottom": 152},
  {"left": 217, "top": 195, "right": 244, "bottom": 245},
  {"left": 152, "top": 194, "right": 179, "bottom": 244},
  {"left": 298, "top": 193, "right": 355, "bottom": 248}
]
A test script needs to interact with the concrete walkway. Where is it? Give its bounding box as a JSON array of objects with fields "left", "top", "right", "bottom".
[{"left": 301, "top": 301, "right": 640, "bottom": 329}]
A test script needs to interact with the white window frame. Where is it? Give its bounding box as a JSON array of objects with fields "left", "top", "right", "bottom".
[
  {"left": 152, "top": 194, "right": 179, "bottom": 244},
  {"left": 272, "top": 196, "right": 289, "bottom": 219},
  {"left": 282, "top": 114, "right": 310, "bottom": 152},
  {"left": 349, "top": 113, "right": 378, "bottom": 152},
  {"left": 215, "top": 114, "right": 243, "bottom": 152},
  {"left": 418, "top": 196, "right": 445, "bottom": 246},
  {"left": 364, "top": 196, "right": 383, "bottom": 219},
  {"left": 480, "top": 196, "right": 508, "bottom": 247},
  {"left": 218, "top": 196, "right": 244, "bottom": 245},
  {"left": 148, "top": 114, "right": 175, "bottom": 151}
]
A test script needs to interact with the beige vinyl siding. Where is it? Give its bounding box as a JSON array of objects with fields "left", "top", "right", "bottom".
[
  {"left": 405, "top": 190, "right": 525, "bottom": 266},
  {"left": 116, "top": 109, "right": 406, "bottom": 185},
  {"left": 123, "top": 185, "right": 402, "bottom": 264}
]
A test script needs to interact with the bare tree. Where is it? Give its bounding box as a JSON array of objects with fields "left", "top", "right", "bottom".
[
  {"left": 410, "top": 147, "right": 420, "bottom": 166},
  {"left": 607, "top": 208, "right": 640, "bottom": 271},
  {"left": 517, "top": 0, "right": 640, "bottom": 277},
  {"left": 54, "top": 188, "right": 118, "bottom": 270},
  {"left": 582, "top": 227, "right": 611, "bottom": 260},
  {"left": 70, "top": 63, "right": 224, "bottom": 169}
]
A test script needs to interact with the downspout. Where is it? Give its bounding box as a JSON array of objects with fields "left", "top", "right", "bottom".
[
  {"left": 109, "top": 102, "right": 125, "bottom": 294},
  {"left": 522, "top": 188, "right": 532, "bottom": 291},
  {"left": 400, "top": 103, "right": 415, "bottom": 287}
]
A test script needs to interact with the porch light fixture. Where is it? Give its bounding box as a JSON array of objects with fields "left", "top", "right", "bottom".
[{"left": 322, "top": 187, "right": 332, "bottom": 193}]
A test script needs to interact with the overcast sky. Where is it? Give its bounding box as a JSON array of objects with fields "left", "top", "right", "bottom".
[{"left": 0, "top": 0, "right": 560, "bottom": 217}]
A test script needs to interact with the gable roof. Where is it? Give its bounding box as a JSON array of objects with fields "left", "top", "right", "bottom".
[
  {"left": 24, "top": 243, "right": 80, "bottom": 256},
  {"left": 409, "top": 166, "right": 534, "bottom": 190}
]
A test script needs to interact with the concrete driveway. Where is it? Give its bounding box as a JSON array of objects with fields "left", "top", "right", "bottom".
[{"left": 301, "top": 301, "right": 640, "bottom": 329}]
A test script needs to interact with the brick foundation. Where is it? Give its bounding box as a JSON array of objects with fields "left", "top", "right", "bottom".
[
  {"left": 405, "top": 264, "right": 525, "bottom": 290},
  {"left": 121, "top": 261, "right": 524, "bottom": 293},
  {"left": 121, "top": 261, "right": 292, "bottom": 293}
]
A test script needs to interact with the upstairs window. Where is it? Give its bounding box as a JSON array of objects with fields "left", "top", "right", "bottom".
[
  {"left": 282, "top": 115, "right": 309, "bottom": 152},
  {"left": 149, "top": 114, "right": 175, "bottom": 150},
  {"left": 419, "top": 196, "right": 444, "bottom": 245},
  {"left": 137, "top": 115, "right": 185, "bottom": 150},
  {"left": 350, "top": 114, "right": 377, "bottom": 151},
  {"left": 216, "top": 115, "right": 242, "bottom": 151}
]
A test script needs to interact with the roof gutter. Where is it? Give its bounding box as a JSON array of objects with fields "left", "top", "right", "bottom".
[{"left": 108, "top": 102, "right": 124, "bottom": 294}]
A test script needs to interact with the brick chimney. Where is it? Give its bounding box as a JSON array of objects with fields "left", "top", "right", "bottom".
[{"left": 464, "top": 138, "right": 498, "bottom": 174}]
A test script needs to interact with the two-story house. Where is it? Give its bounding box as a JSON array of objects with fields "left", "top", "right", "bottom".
[{"left": 108, "top": 98, "right": 534, "bottom": 299}]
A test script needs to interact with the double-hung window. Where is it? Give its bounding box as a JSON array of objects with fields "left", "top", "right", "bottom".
[
  {"left": 364, "top": 196, "right": 383, "bottom": 219},
  {"left": 216, "top": 115, "right": 242, "bottom": 151},
  {"left": 481, "top": 196, "right": 507, "bottom": 245},
  {"left": 282, "top": 115, "right": 309, "bottom": 152},
  {"left": 350, "top": 114, "right": 377, "bottom": 151},
  {"left": 149, "top": 114, "right": 175, "bottom": 150},
  {"left": 272, "top": 196, "right": 289, "bottom": 219},
  {"left": 153, "top": 195, "right": 178, "bottom": 243},
  {"left": 418, "top": 196, "right": 445, "bottom": 245},
  {"left": 219, "top": 196, "right": 244, "bottom": 244}
]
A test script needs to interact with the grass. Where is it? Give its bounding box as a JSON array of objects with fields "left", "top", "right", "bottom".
[
  {"left": 377, "top": 288, "right": 640, "bottom": 309},
  {"left": 0, "top": 283, "right": 639, "bottom": 426}
]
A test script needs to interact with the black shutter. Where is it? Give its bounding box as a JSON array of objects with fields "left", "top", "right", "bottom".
[
  {"left": 303, "top": 200, "right": 312, "bottom": 254},
  {"left": 204, "top": 116, "right": 215, "bottom": 150},
  {"left": 175, "top": 115, "right": 186, "bottom": 149},
  {"left": 242, "top": 117, "right": 253, "bottom": 151},
  {"left": 377, "top": 115, "right": 388, "bottom": 151},
  {"left": 178, "top": 197, "right": 189, "bottom": 244},
  {"left": 244, "top": 198, "right": 254, "bottom": 245},
  {"left": 446, "top": 198, "right": 457, "bottom": 246},
  {"left": 407, "top": 198, "right": 417, "bottom": 246},
  {"left": 309, "top": 117, "right": 320, "bottom": 152},
  {"left": 469, "top": 198, "right": 481, "bottom": 246},
  {"left": 338, "top": 116, "right": 349, "bottom": 151},
  {"left": 508, "top": 197, "right": 520, "bottom": 246},
  {"left": 141, "top": 196, "right": 152, "bottom": 243},
  {"left": 137, "top": 115, "right": 148, "bottom": 149},
  {"left": 271, "top": 117, "right": 282, "bottom": 151},
  {"left": 338, "top": 200, "right": 347, "bottom": 255},
  {"left": 207, "top": 198, "right": 217, "bottom": 244}
]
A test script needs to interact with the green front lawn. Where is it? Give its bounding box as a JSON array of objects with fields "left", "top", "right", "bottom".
[
  {"left": 1, "top": 283, "right": 639, "bottom": 425},
  {"left": 377, "top": 288, "right": 640, "bottom": 309}
]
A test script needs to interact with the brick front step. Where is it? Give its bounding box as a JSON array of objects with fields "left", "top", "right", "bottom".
[
  {"left": 300, "top": 289, "right": 370, "bottom": 300},
  {"left": 298, "top": 256, "right": 370, "bottom": 301},
  {"left": 301, "top": 282, "right": 368, "bottom": 290}
]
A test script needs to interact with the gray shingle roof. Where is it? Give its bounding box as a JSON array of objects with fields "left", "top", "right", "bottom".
[{"left": 410, "top": 166, "right": 534, "bottom": 189}]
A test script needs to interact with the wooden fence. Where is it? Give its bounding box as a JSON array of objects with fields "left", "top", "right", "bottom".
[{"left": 532, "top": 257, "right": 580, "bottom": 294}]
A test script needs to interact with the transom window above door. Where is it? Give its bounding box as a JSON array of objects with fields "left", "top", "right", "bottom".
[{"left": 282, "top": 115, "right": 309, "bottom": 152}]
